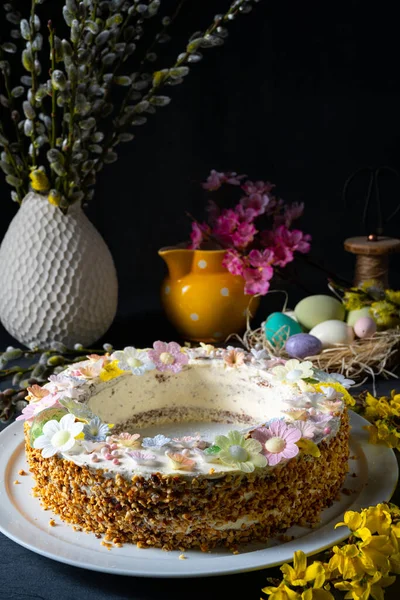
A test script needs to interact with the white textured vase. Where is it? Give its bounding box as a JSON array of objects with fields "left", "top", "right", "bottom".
[{"left": 0, "top": 192, "right": 118, "bottom": 348}]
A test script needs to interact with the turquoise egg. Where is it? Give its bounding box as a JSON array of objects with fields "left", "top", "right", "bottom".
[{"left": 264, "top": 312, "right": 302, "bottom": 346}]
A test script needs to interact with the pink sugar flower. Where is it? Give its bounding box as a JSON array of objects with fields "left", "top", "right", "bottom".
[
  {"left": 25, "top": 384, "right": 50, "bottom": 403},
  {"left": 222, "top": 249, "right": 245, "bottom": 276},
  {"left": 16, "top": 395, "right": 60, "bottom": 422},
  {"left": 243, "top": 265, "right": 273, "bottom": 295},
  {"left": 251, "top": 420, "right": 301, "bottom": 466},
  {"left": 292, "top": 420, "right": 316, "bottom": 439},
  {"left": 223, "top": 348, "right": 246, "bottom": 368},
  {"left": 148, "top": 341, "right": 189, "bottom": 373}
]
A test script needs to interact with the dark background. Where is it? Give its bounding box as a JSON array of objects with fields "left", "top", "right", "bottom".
[{"left": 1, "top": 0, "right": 400, "bottom": 345}]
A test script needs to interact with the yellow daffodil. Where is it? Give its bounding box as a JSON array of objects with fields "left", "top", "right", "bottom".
[
  {"left": 262, "top": 581, "right": 301, "bottom": 600},
  {"left": 328, "top": 544, "right": 366, "bottom": 580},
  {"left": 99, "top": 360, "right": 124, "bottom": 382},
  {"left": 29, "top": 168, "right": 50, "bottom": 192},
  {"left": 281, "top": 551, "right": 326, "bottom": 588}
]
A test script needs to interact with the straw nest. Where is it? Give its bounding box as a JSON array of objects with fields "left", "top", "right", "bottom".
[{"left": 239, "top": 324, "right": 400, "bottom": 385}]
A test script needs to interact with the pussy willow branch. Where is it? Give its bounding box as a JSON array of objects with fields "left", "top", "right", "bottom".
[
  {"left": 48, "top": 22, "right": 57, "bottom": 149},
  {"left": 29, "top": 0, "right": 38, "bottom": 167}
]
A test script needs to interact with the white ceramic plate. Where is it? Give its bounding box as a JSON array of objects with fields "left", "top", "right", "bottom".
[{"left": 0, "top": 412, "right": 397, "bottom": 578}]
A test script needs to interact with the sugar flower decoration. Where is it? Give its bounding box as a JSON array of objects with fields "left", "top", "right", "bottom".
[
  {"left": 33, "top": 413, "right": 84, "bottom": 458},
  {"left": 72, "top": 358, "right": 104, "bottom": 379},
  {"left": 223, "top": 348, "right": 245, "bottom": 368},
  {"left": 148, "top": 341, "right": 189, "bottom": 373},
  {"left": 165, "top": 451, "right": 196, "bottom": 471},
  {"left": 142, "top": 434, "right": 171, "bottom": 450},
  {"left": 215, "top": 430, "right": 267, "bottom": 472},
  {"left": 16, "top": 395, "right": 60, "bottom": 422},
  {"left": 128, "top": 450, "right": 157, "bottom": 466},
  {"left": 270, "top": 359, "right": 314, "bottom": 385},
  {"left": 99, "top": 360, "right": 125, "bottom": 382},
  {"left": 283, "top": 408, "right": 309, "bottom": 422},
  {"left": 109, "top": 432, "right": 141, "bottom": 448},
  {"left": 326, "top": 372, "right": 355, "bottom": 389},
  {"left": 83, "top": 416, "right": 110, "bottom": 442},
  {"left": 251, "top": 420, "right": 301, "bottom": 466},
  {"left": 59, "top": 398, "right": 96, "bottom": 423},
  {"left": 172, "top": 435, "right": 202, "bottom": 449},
  {"left": 82, "top": 440, "right": 108, "bottom": 454},
  {"left": 199, "top": 342, "right": 215, "bottom": 356},
  {"left": 45, "top": 373, "right": 86, "bottom": 401},
  {"left": 25, "top": 384, "right": 50, "bottom": 403},
  {"left": 292, "top": 420, "right": 316, "bottom": 439},
  {"left": 111, "top": 347, "right": 155, "bottom": 376},
  {"left": 193, "top": 446, "right": 221, "bottom": 464}
]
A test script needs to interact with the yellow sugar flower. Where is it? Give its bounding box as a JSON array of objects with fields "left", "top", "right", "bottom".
[
  {"left": 262, "top": 581, "right": 301, "bottom": 600},
  {"left": 29, "top": 169, "right": 50, "bottom": 192},
  {"left": 99, "top": 360, "right": 124, "bottom": 382},
  {"left": 328, "top": 544, "right": 366, "bottom": 580},
  {"left": 281, "top": 551, "right": 326, "bottom": 588},
  {"left": 296, "top": 439, "right": 321, "bottom": 458}
]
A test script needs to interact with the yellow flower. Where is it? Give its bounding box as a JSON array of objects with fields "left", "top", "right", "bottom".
[
  {"left": 385, "top": 290, "right": 400, "bottom": 306},
  {"left": 343, "top": 291, "right": 366, "bottom": 311},
  {"left": 29, "top": 169, "right": 50, "bottom": 192},
  {"left": 296, "top": 439, "right": 321, "bottom": 458},
  {"left": 99, "top": 360, "right": 124, "bottom": 382},
  {"left": 314, "top": 382, "right": 355, "bottom": 407},
  {"left": 301, "top": 590, "right": 334, "bottom": 600},
  {"left": 357, "top": 529, "right": 396, "bottom": 574},
  {"left": 281, "top": 551, "right": 326, "bottom": 588},
  {"left": 199, "top": 342, "right": 215, "bottom": 355},
  {"left": 335, "top": 510, "right": 366, "bottom": 533},
  {"left": 335, "top": 572, "right": 395, "bottom": 600},
  {"left": 362, "top": 505, "right": 393, "bottom": 536},
  {"left": 262, "top": 581, "right": 301, "bottom": 600},
  {"left": 370, "top": 300, "right": 400, "bottom": 329},
  {"left": 48, "top": 189, "right": 62, "bottom": 206},
  {"left": 327, "top": 544, "right": 366, "bottom": 580}
]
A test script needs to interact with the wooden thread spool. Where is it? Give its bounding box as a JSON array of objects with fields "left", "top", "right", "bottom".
[{"left": 344, "top": 235, "right": 400, "bottom": 287}]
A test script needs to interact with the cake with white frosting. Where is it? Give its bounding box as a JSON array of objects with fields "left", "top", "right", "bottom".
[{"left": 22, "top": 341, "right": 353, "bottom": 550}]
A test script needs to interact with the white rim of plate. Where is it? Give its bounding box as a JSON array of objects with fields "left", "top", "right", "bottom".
[{"left": 0, "top": 411, "right": 397, "bottom": 578}]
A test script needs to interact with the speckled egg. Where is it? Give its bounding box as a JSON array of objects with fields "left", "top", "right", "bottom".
[
  {"left": 285, "top": 333, "right": 323, "bottom": 359},
  {"left": 264, "top": 312, "right": 302, "bottom": 345},
  {"left": 346, "top": 307, "right": 371, "bottom": 327},
  {"left": 309, "top": 320, "right": 355, "bottom": 349},
  {"left": 294, "top": 295, "right": 345, "bottom": 330},
  {"left": 354, "top": 316, "right": 377, "bottom": 338}
]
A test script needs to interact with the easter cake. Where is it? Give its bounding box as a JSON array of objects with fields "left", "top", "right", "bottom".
[{"left": 21, "top": 341, "right": 352, "bottom": 551}]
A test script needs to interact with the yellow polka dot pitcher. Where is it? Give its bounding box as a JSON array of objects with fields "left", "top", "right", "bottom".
[{"left": 159, "top": 247, "right": 260, "bottom": 343}]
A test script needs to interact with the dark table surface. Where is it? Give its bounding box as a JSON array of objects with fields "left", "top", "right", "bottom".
[{"left": 1, "top": 321, "right": 399, "bottom": 600}]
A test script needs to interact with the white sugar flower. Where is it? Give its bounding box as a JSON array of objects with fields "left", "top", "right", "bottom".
[
  {"left": 33, "top": 414, "right": 84, "bottom": 458},
  {"left": 326, "top": 373, "right": 355, "bottom": 389},
  {"left": 83, "top": 416, "right": 110, "bottom": 442},
  {"left": 270, "top": 359, "right": 314, "bottom": 385},
  {"left": 251, "top": 348, "right": 269, "bottom": 361},
  {"left": 142, "top": 434, "right": 171, "bottom": 450},
  {"left": 128, "top": 450, "right": 158, "bottom": 466},
  {"left": 111, "top": 347, "right": 155, "bottom": 375}
]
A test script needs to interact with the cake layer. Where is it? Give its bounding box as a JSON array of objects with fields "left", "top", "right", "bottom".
[{"left": 25, "top": 412, "right": 349, "bottom": 550}]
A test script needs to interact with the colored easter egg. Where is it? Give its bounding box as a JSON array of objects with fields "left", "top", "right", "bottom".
[
  {"left": 29, "top": 407, "right": 68, "bottom": 447},
  {"left": 264, "top": 312, "right": 302, "bottom": 346},
  {"left": 346, "top": 307, "right": 371, "bottom": 327},
  {"left": 295, "top": 295, "right": 345, "bottom": 330},
  {"left": 285, "top": 333, "right": 323, "bottom": 359},
  {"left": 309, "top": 320, "right": 355, "bottom": 349},
  {"left": 354, "top": 316, "right": 377, "bottom": 338}
]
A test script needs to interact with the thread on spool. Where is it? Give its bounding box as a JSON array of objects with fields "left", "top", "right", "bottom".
[{"left": 354, "top": 254, "right": 389, "bottom": 287}]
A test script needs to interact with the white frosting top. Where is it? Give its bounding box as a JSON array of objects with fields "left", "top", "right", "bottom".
[{"left": 24, "top": 343, "right": 353, "bottom": 479}]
